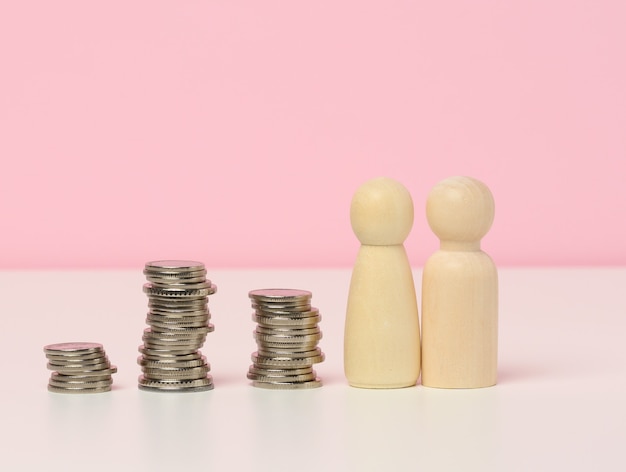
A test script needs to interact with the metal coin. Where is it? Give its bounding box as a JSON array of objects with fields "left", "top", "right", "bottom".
[
  {"left": 138, "top": 376, "right": 214, "bottom": 392},
  {"left": 48, "top": 384, "right": 112, "bottom": 394},
  {"left": 148, "top": 299, "right": 209, "bottom": 309},
  {"left": 143, "top": 283, "right": 216, "bottom": 299},
  {"left": 138, "top": 356, "right": 208, "bottom": 369},
  {"left": 142, "top": 367, "right": 210, "bottom": 381},
  {"left": 146, "top": 274, "right": 208, "bottom": 284},
  {"left": 248, "top": 366, "right": 314, "bottom": 376},
  {"left": 138, "top": 345, "right": 200, "bottom": 357},
  {"left": 148, "top": 308, "right": 209, "bottom": 317},
  {"left": 48, "top": 361, "right": 111, "bottom": 372},
  {"left": 253, "top": 313, "right": 321, "bottom": 328},
  {"left": 253, "top": 332, "right": 322, "bottom": 344},
  {"left": 148, "top": 281, "right": 212, "bottom": 291},
  {"left": 248, "top": 288, "right": 312, "bottom": 302},
  {"left": 251, "top": 352, "right": 325, "bottom": 368},
  {"left": 149, "top": 326, "right": 212, "bottom": 337},
  {"left": 247, "top": 371, "right": 317, "bottom": 382},
  {"left": 49, "top": 378, "right": 112, "bottom": 389},
  {"left": 256, "top": 348, "right": 323, "bottom": 359},
  {"left": 251, "top": 379, "right": 322, "bottom": 390},
  {"left": 251, "top": 303, "right": 312, "bottom": 313},
  {"left": 44, "top": 342, "right": 103, "bottom": 355},
  {"left": 144, "top": 260, "right": 205, "bottom": 273},
  {"left": 146, "top": 315, "right": 211, "bottom": 325},
  {"left": 255, "top": 326, "right": 321, "bottom": 336},
  {"left": 51, "top": 372, "right": 113, "bottom": 383}
]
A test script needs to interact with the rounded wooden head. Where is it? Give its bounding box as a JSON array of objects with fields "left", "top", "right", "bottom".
[
  {"left": 426, "top": 176, "right": 494, "bottom": 243},
  {"left": 350, "top": 177, "right": 414, "bottom": 245}
]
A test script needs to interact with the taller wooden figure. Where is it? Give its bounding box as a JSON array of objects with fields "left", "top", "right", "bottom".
[
  {"left": 344, "top": 177, "right": 420, "bottom": 388},
  {"left": 421, "top": 176, "right": 498, "bottom": 388}
]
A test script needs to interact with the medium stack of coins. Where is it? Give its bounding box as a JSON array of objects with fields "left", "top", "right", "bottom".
[
  {"left": 138, "top": 260, "right": 216, "bottom": 392},
  {"left": 44, "top": 342, "right": 117, "bottom": 394},
  {"left": 248, "top": 289, "right": 324, "bottom": 389}
]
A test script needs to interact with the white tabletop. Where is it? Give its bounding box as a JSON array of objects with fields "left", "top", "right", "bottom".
[{"left": 1, "top": 268, "right": 624, "bottom": 471}]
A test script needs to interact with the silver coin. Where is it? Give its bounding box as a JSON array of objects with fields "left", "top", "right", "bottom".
[
  {"left": 48, "top": 384, "right": 112, "bottom": 394},
  {"left": 50, "top": 364, "right": 117, "bottom": 375},
  {"left": 252, "top": 303, "right": 312, "bottom": 313},
  {"left": 255, "top": 326, "right": 321, "bottom": 336},
  {"left": 253, "top": 332, "right": 323, "bottom": 345},
  {"left": 138, "top": 346, "right": 204, "bottom": 359},
  {"left": 142, "top": 367, "right": 210, "bottom": 381},
  {"left": 149, "top": 326, "right": 212, "bottom": 337},
  {"left": 256, "top": 348, "right": 323, "bottom": 359},
  {"left": 147, "top": 314, "right": 210, "bottom": 324},
  {"left": 144, "top": 327, "right": 207, "bottom": 338},
  {"left": 138, "top": 345, "right": 200, "bottom": 356},
  {"left": 251, "top": 379, "right": 322, "bottom": 390},
  {"left": 146, "top": 273, "right": 208, "bottom": 283},
  {"left": 149, "top": 281, "right": 212, "bottom": 291},
  {"left": 147, "top": 322, "right": 211, "bottom": 334},
  {"left": 144, "top": 267, "right": 207, "bottom": 277},
  {"left": 138, "top": 376, "right": 214, "bottom": 392},
  {"left": 48, "top": 361, "right": 111, "bottom": 372},
  {"left": 253, "top": 313, "right": 321, "bottom": 328},
  {"left": 148, "top": 306, "right": 211, "bottom": 318},
  {"left": 251, "top": 352, "right": 325, "bottom": 368},
  {"left": 142, "top": 341, "right": 205, "bottom": 351},
  {"left": 46, "top": 352, "right": 108, "bottom": 363},
  {"left": 248, "top": 365, "right": 314, "bottom": 376},
  {"left": 144, "top": 283, "right": 216, "bottom": 299},
  {"left": 46, "top": 353, "right": 109, "bottom": 366},
  {"left": 44, "top": 342, "right": 103, "bottom": 355},
  {"left": 248, "top": 288, "right": 312, "bottom": 302},
  {"left": 51, "top": 372, "right": 113, "bottom": 383},
  {"left": 141, "top": 337, "right": 205, "bottom": 347},
  {"left": 49, "top": 378, "right": 112, "bottom": 389},
  {"left": 138, "top": 356, "right": 208, "bottom": 369},
  {"left": 144, "top": 260, "right": 205, "bottom": 272},
  {"left": 247, "top": 371, "right": 317, "bottom": 382},
  {"left": 149, "top": 298, "right": 209, "bottom": 308},
  {"left": 256, "top": 341, "right": 321, "bottom": 351},
  {"left": 148, "top": 310, "right": 210, "bottom": 319}
]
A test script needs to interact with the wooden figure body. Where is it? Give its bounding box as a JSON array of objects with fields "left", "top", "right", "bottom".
[
  {"left": 421, "top": 176, "right": 498, "bottom": 388},
  {"left": 344, "top": 177, "right": 421, "bottom": 388}
]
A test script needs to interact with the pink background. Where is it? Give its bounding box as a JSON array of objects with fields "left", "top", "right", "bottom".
[{"left": 1, "top": 1, "right": 625, "bottom": 269}]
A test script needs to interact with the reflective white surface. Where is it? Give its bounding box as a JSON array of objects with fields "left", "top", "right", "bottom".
[{"left": 1, "top": 268, "right": 625, "bottom": 471}]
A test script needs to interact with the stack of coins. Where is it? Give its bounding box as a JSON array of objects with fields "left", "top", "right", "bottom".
[
  {"left": 44, "top": 342, "right": 117, "bottom": 394},
  {"left": 138, "top": 260, "right": 216, "bottom": 392},
  {"left": 248, "top": 289, "right": 324, "bottom": 389}
]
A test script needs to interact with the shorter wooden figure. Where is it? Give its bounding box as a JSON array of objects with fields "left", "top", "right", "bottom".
[
  {"left": 421, "top": 176, "right": 498, "bottom": 388},
  {"left": 344, "top": 177, "right": 420, "bottom": 388}
]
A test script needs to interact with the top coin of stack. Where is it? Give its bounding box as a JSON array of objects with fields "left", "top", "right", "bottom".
[
  {"left": 138, "top": 260, "right": 216, "bottom": 392},
  {"left": 248, "top": 289, "right": 324, "bottom": 389},
  {"left": 44, "top": 342, "right": 117, "bottom": 394}
]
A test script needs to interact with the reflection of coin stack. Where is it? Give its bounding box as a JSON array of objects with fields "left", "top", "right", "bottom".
[
  {"left": 248, "top": 289, "right": 324, "bottom": 389},
  {"left": 44, "top": 342, "right": 117, "bottom": 394},
  {"left": 138, "top": 260, "right": 216, "bottom": 392}
]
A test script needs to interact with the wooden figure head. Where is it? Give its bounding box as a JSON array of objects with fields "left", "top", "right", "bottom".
[
  {"left": 426, "top": 176, "right": 495, "bottom": 246},
  {"left": 350, "top": 177, "right": 414, "bottom": 246}
]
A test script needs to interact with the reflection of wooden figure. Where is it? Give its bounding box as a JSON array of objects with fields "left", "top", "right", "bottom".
[
  {"left": 344, "top": 177, "right": 420, "bottom": 388},
  {"left": 421, "top": 176, "right": 497, "bottom": 388}
]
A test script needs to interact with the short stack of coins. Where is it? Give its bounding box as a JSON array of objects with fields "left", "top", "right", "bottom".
[
  {"left": 44, "top": 342, "right": 117, "bottom": 394},
  {"left": 248, "top": 289, "right": 324, "bottom": 389},
  {"left": 138, "top": 260, "right": 216, "bottom": 392}
]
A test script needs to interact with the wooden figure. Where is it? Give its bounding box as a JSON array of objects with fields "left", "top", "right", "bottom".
[
  {"left": 421, "top": 176, "right": 498, "bottom": 388},
  {"left": 344, "top": 177, "right": 421, "bottom": 388}
]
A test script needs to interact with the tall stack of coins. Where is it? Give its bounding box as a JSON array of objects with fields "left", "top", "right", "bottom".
[
  {"left": 44, "top": 342, "right": 117, "bottom": 394},
  {"left": 138, "top": 260, "right": 216, "bottom": 392},
  {"left": 248, "top": 289, "right": 324, "bottom": 389}
]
